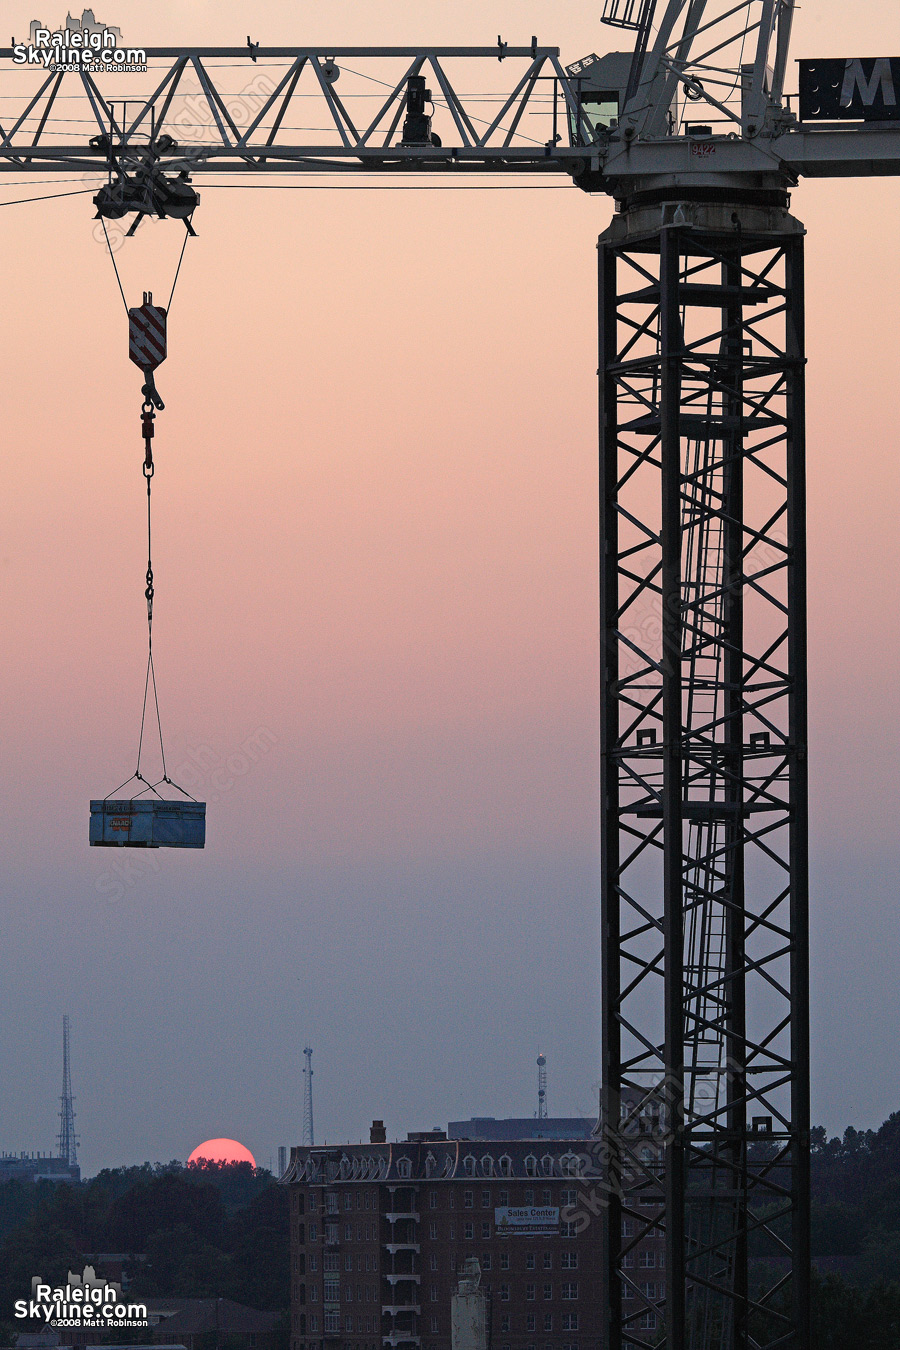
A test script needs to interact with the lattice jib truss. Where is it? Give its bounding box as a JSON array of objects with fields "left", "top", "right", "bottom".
[
  {"left": 0, "top": 47, "right": 597, "bottom": 177},
  {"left": 599, "top": 214, "right": 809, "bottom": 1349}
]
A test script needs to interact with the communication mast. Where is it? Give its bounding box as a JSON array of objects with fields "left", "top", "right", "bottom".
[
  {"left": 57, "top": 1016, "right": 78, "bottom": 1167},
  {"left": 302, "top": 1045, "right": 314, "bottom": 1147},
  {"left": 536, "top": 1053, "right": 547, "bottom": 1120}
]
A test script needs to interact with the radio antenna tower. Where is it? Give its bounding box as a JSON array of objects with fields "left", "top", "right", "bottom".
[
  {"left": 302, "top": 1045, "right": 314, "bottom": 1146},
  {"left": 57, "top": 1016, "right": 78, "bottom": 1166},
  {"left": 536, "top": 1053, "right": 547, "bottom": 1120}
]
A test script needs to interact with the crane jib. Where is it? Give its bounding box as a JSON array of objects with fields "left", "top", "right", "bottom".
[{"left": 799, "top": 58, "right": 900, "bottom": 122}]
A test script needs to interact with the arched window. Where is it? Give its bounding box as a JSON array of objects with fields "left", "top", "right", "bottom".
[
  {"left": 541, "top": 1154, "right": 554, "bottom": 1176},
  {"left": 560, "top": 1152, "right": 580, "bottom": 1177},
  {"left": 340, "top": 1154, "right": 351, "bottom": 1179},
  {"left": 425, "top": 1153, "right": 437, "bottom": 1178},
  {"left": 464, "top": 1155, "right": 476, "bottom": 1177},
  {"left": 525, "top": 1154, "right": 537, "bottom": 1177},
  {"left": 481, "top": 1155, "right": 494, "bottom": 1177},
  {"left": 499, "top": 1154, "right": 512, "bottom": 1177},
  {"left": 442, "top": 1154, "right": 455, "bottom": 1178},
  {"left": 397, "top": 1157, "right": 412, "bottom": 1179}
]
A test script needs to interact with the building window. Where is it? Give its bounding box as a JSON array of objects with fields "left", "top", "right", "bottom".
[
  {"left": 309, "top": 1223, "right": 318, "bottom": 1241},
  {"left": 561, "top": 1189, "right": 576, "bottom": 1208},
  {"left": 498, "top": 1190, "right": 509, "bottom": 1207},
  {"left": 430, "top": 1319, "right": 439, "bottom": 1334},
  {"left": 464, "top": 1222, "right": 474, "bottom": 1240},
  {"left": 561, "top": 1283, "right": 578, "bottom": 1300},
  {"left": 561, "top": 1252, "right": 578, "bottom": 1269},
  {"left": 526, "top": 1254, "right": 535, "bottom": 1271},
  {"left": 639, "top": 1250, "right": 656, "bottom": 1268},
  {"left": 641, "top": 1282, "right": 656, "bottom": 1300},
  {"left": 345, "top": 1255, "right": 353, "bottom": 1273},
  {"left": 543, "top": 1314, "right": 553, "bottom": 1332},
  {"left": 525, "top": 1155, "right": 537, "bottom": 1177},
  {"left": 429, "top": 1191, "right": 438, "bottom": 1209},
  {"left": 500, "top": 1253, "right": 509, "bottom": 1271},
  {"left": 639, "top": 1312, "right": 657, "bottom": 1331},
  {"left": 325, "top": 1255, "right": 339, "bottom": 1273},
  {"left": 543, "top": 1283, "right": 553, "bottom": 1300},
  {"left": 500, "top": 1317, "right": 510, "bottom": 1334},
  {"left": 543, "top": 1253, "right": 552, "bottom": 1270},
  {"left": 344, "top": 1194, "right": 353, "bottom": 1211},
  {"left": 309, "top": 1285, "right": 319, "bottom": 1302},
  {"left": 344, "top": 1285, "right": 352, "bottom": 1302},
  {"left": 526, "top": 1316, "right": 536, "bottom": 1332},
  {"left": 324, "top": 1314, "right": 340, "bottom": 1334},
  {"left": 541, "top": 1189, "right": 552, "bottom": 1207},
  {"left": 524, "top": 1189, "right": 534, "bottom": 1206},
  {"left": 622, "top": 1219, "right": 633, "bottom": 1238},
  {"left": 449, "top": 1223, "right": 456, "bottom": 1240},
  {"left": 345, "top": 1315, "right": 352, "bottom": 1333},
  {"left": 526, "top": 1284, "right": 535, "bottom": 1301},
  {"left": 561, "top": 1221, "right": 577, "bottom": 1238},
  {"left": 464, "top": 1156, "right": 476, "bottom": 1177},
  {"left": 326, "top": 1224, "right": 338, "bottom": 1244},
  {"left": 308, "top": 1316, "right": 318, "bottom": 1333},
  {"left": 541, "top": 1156, "right": 554, "bottom": 1176},
  {"left": 397, "top": 1158, "right": 412, "bottom": 1179},
  {"left": 481, "top": 1222, "right": 491, "bottom": 1239},
  {"left": 562, "top": 1314, "right": 579, "bottom": 1332},
  {"left": 481, "top": 1155, "right": 493, "bottom": 1177},
  {"left": 623, "top": 1253, "right": 634, "bottom": 1268},
  {"left": 327, "top": 1195, "right": 339, "bottom": 1215},
  {"left": 464, "top": 1190, "right": 474, "bottom": 1209},
  {"left": 429, "top": 1222, "right": 437, "bottom": 1240},
  {"left": 344, "top": 1224, "right": 352, "bottom": 1241},
  {"left": 499, "top": 1155, "right": 512, "bottom": 1177},
  {"left": 309, "top": 1254, "right": 318, "bottom": 1272},
  {"left": 324, "top": 1279, "right": 339, "bottom": 1301},
  {"left": 430, "top": 1255, "right": 438, "bottom": 1271},
  {"left": 482, "top": 1254, "right": 492, "bottom": 1272},
  {"left": 500, "top": 1284, "right": 510, "bottom": 1302},
  {"left": 481, "top": 1189, "right": 491, "bottom": 1208},
  {"left": 430, "top": 1286, "right": 438, "bottom": 1303}
]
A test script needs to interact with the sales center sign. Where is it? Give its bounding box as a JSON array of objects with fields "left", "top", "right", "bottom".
[
  {"left": 13, "top": 22, "right": 147, "bottom": 71},
  {"left": 15, "top": 1269, "right": 147, "bottom": 1329}
]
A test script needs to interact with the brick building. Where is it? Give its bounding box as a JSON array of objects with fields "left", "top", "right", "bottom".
[{"left": 284, "top": 1129, "right": 605, "bottom": 1350}]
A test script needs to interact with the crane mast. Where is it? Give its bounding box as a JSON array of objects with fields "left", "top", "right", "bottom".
[{"left": 4, "top": 12, "right": 900, "bottom": 1349}]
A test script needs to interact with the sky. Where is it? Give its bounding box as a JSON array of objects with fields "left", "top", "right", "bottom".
[{"left": 0, "top": 0, "right": 898, "bottom": 1176}]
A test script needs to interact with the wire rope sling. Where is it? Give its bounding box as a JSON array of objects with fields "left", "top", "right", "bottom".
[{"left": 90, "top": 257, "right": 205, "bottom": 849}]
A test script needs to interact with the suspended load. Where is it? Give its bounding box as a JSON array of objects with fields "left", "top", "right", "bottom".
[
  {"left": 90, "top": 259, "right": 205, "bottom": 848},
  {"left": 90, "top": 798, "right": 206, "bottom": 848}
]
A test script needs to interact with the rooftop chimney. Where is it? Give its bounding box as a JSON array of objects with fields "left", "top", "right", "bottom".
[{"left": 370, "top": 1119, "right": 387, "bottom": 1144}]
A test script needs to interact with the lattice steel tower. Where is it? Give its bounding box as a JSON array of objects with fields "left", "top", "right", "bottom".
[
  {"left": 57, "top": 1015, "right": 78, "bottom": 1166},
  {"left": 302, "top": 1045, "right": 314, "bottom": 1147},
  {"left": 596, "top": 3, "right": 808, "bottom": 1346}
]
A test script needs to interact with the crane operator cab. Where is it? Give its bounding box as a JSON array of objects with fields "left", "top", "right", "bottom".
[{"left": 565, "top": 51, "right": 634, "bottom": 142}]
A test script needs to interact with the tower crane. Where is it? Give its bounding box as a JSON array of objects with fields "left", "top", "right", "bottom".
[{"left": 3, "top": 7, "right": 900, "bottom": 1347}]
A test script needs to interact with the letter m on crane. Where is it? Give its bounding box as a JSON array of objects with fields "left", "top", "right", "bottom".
[{"left": 840, "top": 58, "right": 897, "bottom": 112}]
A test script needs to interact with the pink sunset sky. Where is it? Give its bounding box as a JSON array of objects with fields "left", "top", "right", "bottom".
[{"left": 0, "top": 0, "right": 898, "bottom": 1171}]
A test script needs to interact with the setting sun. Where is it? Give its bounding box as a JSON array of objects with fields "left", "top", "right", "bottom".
[{"left": 188, "top": 1138, "right": 256, "bottom": 1167}]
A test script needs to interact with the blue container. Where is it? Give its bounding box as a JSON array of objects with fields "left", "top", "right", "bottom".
[{"left": 90, "top": 799, "right": 206, "bottom": 848}]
